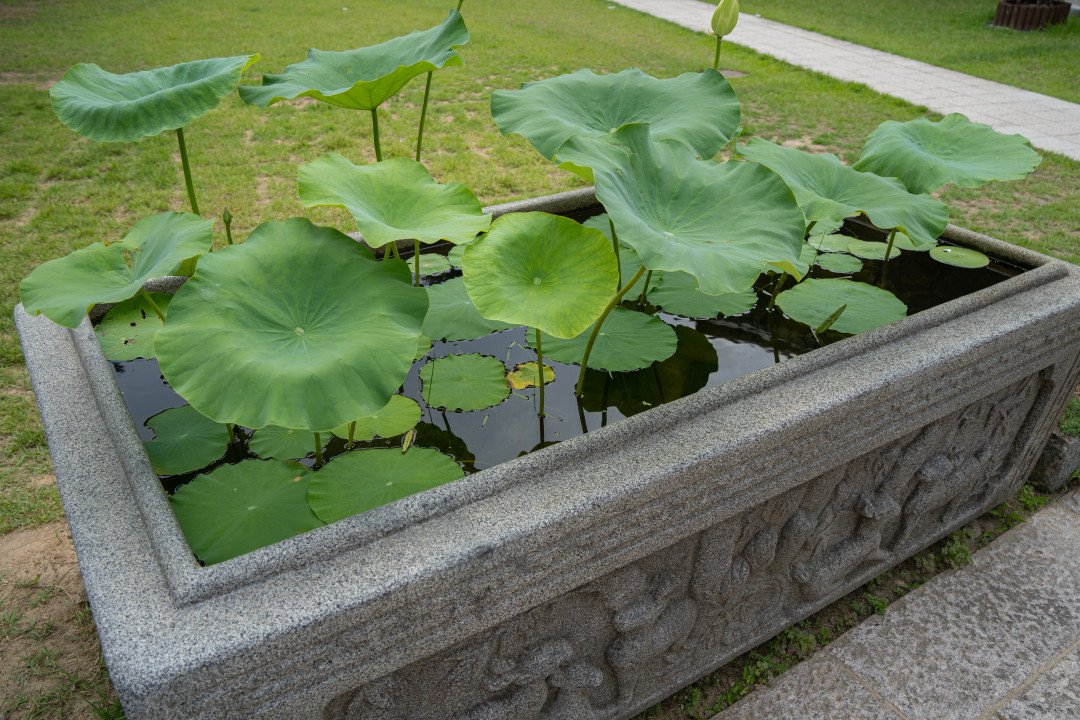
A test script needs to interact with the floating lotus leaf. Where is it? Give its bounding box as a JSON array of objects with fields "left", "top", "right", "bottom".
[
  {"left": 418, "top": 254, "right": 451, "bottom": 275},
  {"left": 170, "top": 460, "right": 324, "bottom": 565},
  {"left": 930, "top": 245, "right": 990, "bottom": 269},
  {"left": 419, "top": 353, "right": 510, "bottom": 411},
  {"left": 156, "top": 218, "right": 428, "bottom": 430},
  {"left": 143, "top": 404, "right": 230, "bottom": 475},
  {"left": 853, "top": 114, "right": 1042, "bottom": 195},
  {"left": 422, "top": 277, "right": 515, "bottom": 341},
  {"left": 20, "top": 211, "right": 213, "bottom": 328},
  {"left": 249, "top": 426, "right": 319, "bottom": 460},
  {"left": 738, "top": 138, "right": 948, "bottom": 246},
  {"left": 811, "top": 234, "right": 857, "bottom": 253},
  {"left": 308, "top": 447, "right": 464, "bottom": 524},
  {"left": 847, "top": 240, "right": 900, "bottom": 261},
  {"left": 650, "top": 272, "right": 757, "bottom": 318},
  {"left": 50, "top": 54, "right": 258, "bottom": 143},
  {"left": 462, "top": 212, "right": 618, "bottom": 339},
  {"left": 537, "top": 307, "right": 677, "bottom": 371},
  {"left": 776, "top": 278, "right": 906, "bottom": 335},
  {"left": 447, "top": 239, "right": 476, "bottom": 268},
  {"left": 507, "top": 361, "right": 554, "bottom": 390},
  {"left": 816, "top": 253, "right": 863, "bottom": 274},
  {"left": 95, "top": 292, "right": 173, "bottom": 361},
  {"left": 329, "top": 395, "right": 422, "bottom": 443},
  {"left": 588, "top": 125, "right": 805, "bottom": 296},
  {"left": 238, "top": 11, "right": 468, "bottom": 110},
  {"left": 298, "top": 154, "right": 490, "bottom": 248},
  {"left": 491, "top": 68, "right": 740, "bottom": 163}
]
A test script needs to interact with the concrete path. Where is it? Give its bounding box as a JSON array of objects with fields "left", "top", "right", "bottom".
[
  {"left": 611, "top": 0, "right": 1080, "bottom": 161},
  {"left": 711, "top": 487, "right": 1080, "bottom": 719}
]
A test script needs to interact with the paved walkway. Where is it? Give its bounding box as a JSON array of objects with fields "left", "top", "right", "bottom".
[{"left": 612, "top": 0, "right": 1080, "bottom": 161}]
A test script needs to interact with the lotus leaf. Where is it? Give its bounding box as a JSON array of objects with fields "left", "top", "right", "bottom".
[
  {"left": 507, "top": 361, "right": 554, "bottom": 390},
  {"left": 418, "top": 254, "right": 451, "bottom": 275},
  {"left": 20, "top": 211, "right": 213, "bottom": 328},
  {"left": 847, "top": 240, "right": 899, "bottom": 261},
  {"left": 308, "top": 448, "right": 464, "bottom": 524},
  {"left": 238, "top": 11, "right": 468, "bottom": 110},
  {"left": 249, "top": 426, "right": 320, "bottom": 460},
  {"left": 853, "top": 114, "right": 1042, "bottom": 195},
  {"left": 50, "top": 55, "right": 258, "bottom": 143},
  {"left": 650, "top": 272, "right": 757, "bottom": 318},
  {"left": 776, "top": 278, "right": 907, "bottom": 335},
  {"left": 298, "top": 154, "right": 490, "bottom": 248},
  {"left": 738, "top": 138, "right": 948, "bottom": 246},
  {"left": 816, "top": 253, "right": 863, "bottom": 274},
  {"left": 420, "top": 353, "right": 510, "bottom": 411},
  {"left": 537, "top": 307, "right": 677, "bottom": 371},
  {"left": 447, "top": 243, "right": 470, "bottom": 268},
  {"left": 811, "top": 234, "right": 858, "bottom": 253},
  {"left": 156, "top": 218, "right": 428, "bottom": 431},
  {"left": 490, "top": 68, "right": 739, "bottom": 162},
  {"left": 588, "top": 125, "right": 805, "bottom": 296},
  {"left": 170, "top": 460, "right": 324, "bottom": 565},
  {"left": 462, "top": 212, "right": 618, "bottom": 339},
  {"left": 423, "top": 277, "right": 515, "bottom": 342},
  {"left": 329, "top": 395, "right": 422, "bottom": 443},
  {"left": 143, "top": 404, "right": 230, "bottom": 475},
  {"left": 581, "top": 215, "right": 656, "bottom": 295},
  {"left": 930, "top": 245, "right": 990, "bottom": 269},
  {"left": 95, "top": 292, "right": 173, "bottom": 361}
]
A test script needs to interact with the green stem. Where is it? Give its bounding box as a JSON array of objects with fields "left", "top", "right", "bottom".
[
  {"left": 390, "top": 242, "right": 400, "bottom": 260},
  {"left": 371, "top": 108, "right": 383, "bottom": 162},
  {"left": 713, "top": 36, "right": 722, "bottom": 71},
  {"left": 138, "top": 289, "right": 166, "bottom": 322},
  {"left": 415, "top": 71, "right": 433, "bottom": 162},
  {"left": 456, "top": 0, "right": 464, "bottom": 9},
  {"left": 609, "top": 216, "right": 622, "bottom": 292},
  {"left": 768, "top": 272, "right": 789, "bottom": 310},
  {"left": 313, "top": 432, "right": 323, "bottom": 465},
  {"left": 348, "top": 421, "right": 356, "bottom": 447},
  {"left": 535, "top": 328, "right": 545, "bottom": 417},
  {"left": 576, "top": 264, "right": 647, "bottom": 396},
  {"left": 637, "top": 270, "right": 653, "bottom": 307},
  {"left": 176, "top": 127, "right": 200, "bottom": 215},
  {"left": 223, "top": 216, "right": 234, "bottom": 246},
  {"left": 880, "top": 228, "right": 897, "bottom": 288},
  {"left": 804, "top": 220, "right": 817, "bottom": 241},
  {"left": 413, "top": 239, "right": 421, "bottom": 286}
]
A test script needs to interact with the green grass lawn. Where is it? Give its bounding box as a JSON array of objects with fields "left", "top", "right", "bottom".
[{"left": 739, "top": 0, "right": 1080, "bottom": 103}]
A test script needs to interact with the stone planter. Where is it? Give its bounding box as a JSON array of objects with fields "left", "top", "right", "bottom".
[
  {"left": 992, "top": 0, "right": 1071, "bottom": 31},
  {"left": 15, "top": 188, "right": 1080, "bottom": 720}
]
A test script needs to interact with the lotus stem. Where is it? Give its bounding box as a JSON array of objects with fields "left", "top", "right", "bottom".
[
  {"left": 637, "top": 270, "right": 653, "bottom": 307},
  {"left": 575, "top": 264, "right": 646, "bottom": 396},
  {"left": 534, "top": 328, "right": 545, "bottom": 417},
  {"left": 609, "top": 216, "right": 622, "bottom": 292},
  {"left": 313, "top": 432, "right": 323, "bottom": 464},
  {"left": 880, "top": 228, "right": 897, "bottom": 288},
  {"left": 713, "top": 37, "right": 722, "bottom": 71},
  {"left": 804, "top": 220, "right": 817, "bottom": 240},
  {"left": 371, "top": 108, "right": 383, "bottom": 162},
  {"left": 138, "top": 289, "right": 166, "bottom": 322},
  {"left": 414, "top": 239, "right": 421, "bottom": 286},
  {"left": 415, "top": 72, "right": 433, "bottom": 163},
  {"left": 456, "top": 0, "right": 464, "bottom": 10},
  {"left": 768, "top": 271, "right": 788, "bottom": 310},
  {"left": 348, "top": 421, "right": 356, "bottom": 447},
  {"left": 175, "top": 127, "right": 200, "bottom": 215},
  {"left": 223, "top": 207, "right": 234, "bottom": 246}
]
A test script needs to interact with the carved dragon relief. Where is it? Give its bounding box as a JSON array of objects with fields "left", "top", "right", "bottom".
[{"left": 324, "top": 371, "right": 1050, "bottom": 720}]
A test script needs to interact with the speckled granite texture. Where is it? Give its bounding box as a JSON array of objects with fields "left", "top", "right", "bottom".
[{"left": 16, "top": 190, "right": 1080, "bottom": 720}]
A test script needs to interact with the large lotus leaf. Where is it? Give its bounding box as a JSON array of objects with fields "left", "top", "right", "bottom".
[
  {"left": 776, "top": 278, "right": 906, "bottom": 335},
  {"left": 156, "top": 218, "right": 428, "bottom": 431},
  {"left": 423, "top": 277, "right": 516, "bottom": 341},
  {"left": 853, "top": 114, "right": 1042, "bottom": 195},
  {"left": 249, "top": 426, "right": 320, "bottom": 460},
  {"left": 650, "top": 272, "right": 757, "bottom": 318},
  {"left": 537, "top": 307, "right": 677, "bottom": 371},
  {"left": 170, "top": 460, "right": 324, "bottom": 565},
  {"left": 581, "top": 215, "right": 657, "bottom": 296},
  {"left": 738, "top": 138, "right": 948, "bottom": 246},
  {"left": 590, "top": 125, "right": 804, "bottom": 296},
  {"left": 419, "top": 353, "right": 510, "bottom": 411},
  {"left": 143, "top": 404, "right": 231, "bottom": 475},
  {"left": 490, "top": 68, "right": 740, "bottom": 162},
  {"left": 298, "top": 154, "right": 490, "bottom": 248},
  {"left": 462, "top": 212, "right": 618, "bottom": 339},
  {"left": 95, "top": 292, "right": 173, "bottom": 361},
  {"left": 238, "top": 11, "right": 468, "bottom": 110},
  {"left": 20, "top": 211, "right": 213, "bottom": 328},
  {"left": 308, "top": 448, "right": 464, "bottom": 524},
  {"left": 329, "top": 395, "right": 422, "bottom": 443},
  {"left": 50, "top": 54, "right": 258, "bottom": 143}
]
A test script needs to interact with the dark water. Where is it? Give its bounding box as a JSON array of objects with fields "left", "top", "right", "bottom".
[{"left": 110, "top": 223, "right": 1022, "bottom": 490}]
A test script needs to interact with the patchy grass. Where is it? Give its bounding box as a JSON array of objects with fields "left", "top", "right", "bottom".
[
  {"left": 1060, "top": 397, "right": 1080, "bottom": 436},
  {"left": 739, "top": 0, "right": 1080, "bottom": 103}
]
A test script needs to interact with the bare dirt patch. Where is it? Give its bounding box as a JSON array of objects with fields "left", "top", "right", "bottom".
[{"left": 0, "top": 71, "right": 55, "bottom": 92}]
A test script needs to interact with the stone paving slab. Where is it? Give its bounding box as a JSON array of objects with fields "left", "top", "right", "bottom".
[
  {"left": 611, "top": 0, "right": 1080, "bottom": 161},
  {"left": 713, "top": 488, "right": 1080, "bottom": 720}
]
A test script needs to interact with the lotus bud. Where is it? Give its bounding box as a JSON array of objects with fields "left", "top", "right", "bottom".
[{"left": 710, "top": 0, "right": 739, "bottom": 38}]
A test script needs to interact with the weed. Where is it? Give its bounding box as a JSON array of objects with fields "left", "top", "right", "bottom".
[
  {"left": 1018, "top": 484, "right": 1050, "bottom": 513},
  {"left": 1060, "top": 397, "right": 1080, "bottom": 436},
  {"left": 940, "top": 528, "right": 975, "bottom": 568},
  {"left": 864, "top": 592, "right": 888, "bottom": 615}
]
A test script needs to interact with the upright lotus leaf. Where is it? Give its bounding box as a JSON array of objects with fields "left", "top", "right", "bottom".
[
  {"left": 329, "top": 395, "right": 422, "bottom": 443},
  {"left": 462, "top": 212, "right": 618, "bottom": 339},
  {"left": 50, "top": 55, "right": 259, "bottom": 143},
  {"left": 156, "top": 218, "right": 428, "bottom": 431},
  {"left": 419, "top": 353, "right": 510, "bottom": 412},
  {"left": 170, "top": 460, "right": 324, "bottom": 565},
  {"left": 776, "top": 278, "right": 906, "bottom": 335},
  {"left": 853, "top": 114, "right": 1042, "bottom": 195},
  {"left": 423, "top": 277, "right": 515, "bottom": 342},
  {"left": 308, "top": 448, "right": 464, "bottom": 524},
  {"left": 491, "top": 68, "right": 740, "bottom": 162},
  {"left": 144, "top": 404, "right": 231, "bottom": 475},
  {"left": 591, "top": 125, "right": 805, "bottom": 296},
  {"left": 238, "top": 11, "right": 468, "bottom": 110},
  {"left": 20, "top": 211, "right": 213, "bottom": 328},
  {"left": 536, "top": 307, "right": 677, "bottom": 371},
  {"left": 95, "top": 292, "right": 173, "bottom": 361},
  {"left": 298, "top": 154, "right": 490, "bottom": 248},
  {"left": 738, "top": 138, "right": 949, "bottom": 247}
]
